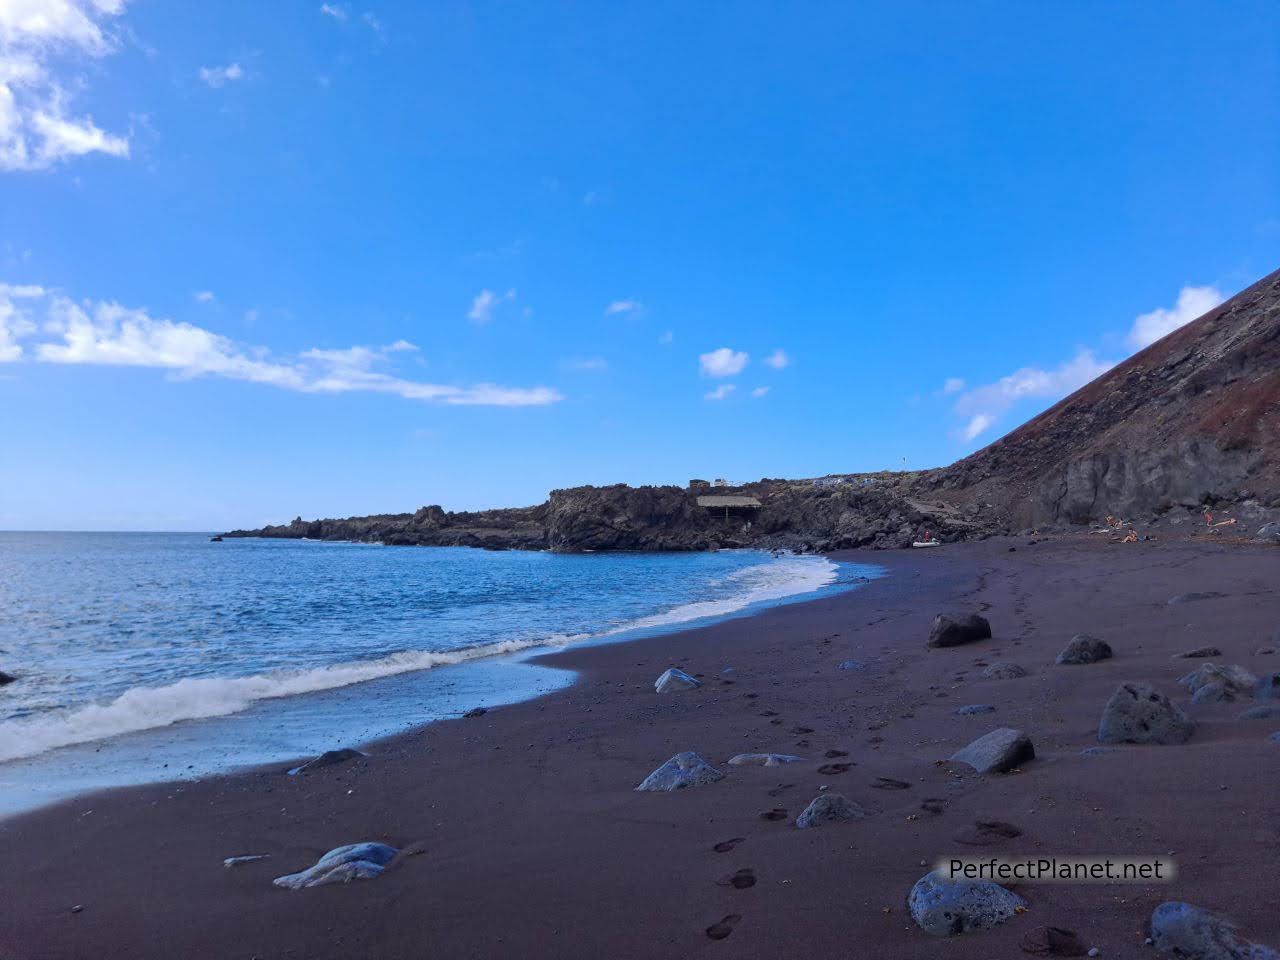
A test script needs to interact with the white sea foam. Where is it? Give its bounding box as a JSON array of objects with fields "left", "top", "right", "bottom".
[{"left": 0, "top": 555, "right": 840, "bottom": 764}]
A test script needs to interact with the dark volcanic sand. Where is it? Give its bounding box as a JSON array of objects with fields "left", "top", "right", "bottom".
[{"left": 2, "top": 537, "right": 1278, "bottom": 960}]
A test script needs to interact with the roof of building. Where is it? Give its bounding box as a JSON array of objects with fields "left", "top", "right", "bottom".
[{"left": 696, "top": 495, "right": 762, "bottom": 508}]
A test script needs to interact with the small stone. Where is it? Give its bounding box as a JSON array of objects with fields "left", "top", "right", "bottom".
[
  {"left": 635, "top": 752, "right": 724, "bottom": 791},
  {"left": 726, "top": 753, "right": 804, "bottom": 767},
  {"left": 1168, "top": 591, "right": 1226, "bottom": 605},
  {"left": 1087, "top": 949, "right": 1099, "bottom": 957},
  {"left": 1056, "top": 635, "right": 1113, "bottom": 665},
  {"left": 273, "top": 842, "right": 398, "bottom": 890},
  {"left": 654, "top": 668, "right": 701, "bottom": 693},
  {"left": 838, "top": 659, "right": 865, "bottom": 670},
  {"left": 1097, "top": 682, "right": 1194, "bottom": 745},
  {"left": 982, "top": 662, "right": 1029, "bottom": 680},
  {"left": 949, "top": 728, "right": 1035, "bottom": 774},
  {"left": 956, "top": 704, "right": 996, "bottom": 716},
  {"left": 462, "top": 707, "right": 488, "bottom": 718},
  {"left": 795, "top": 793, "right": 865, "bottom": 828},
  {"left": 907, "top": 870, "right": 1026, "bottom": 936},
  {"left": 224, "top": 854, "right": 271, "bottom": 868},
  {"left": 1174, "top": 646, "right": 1222, "bottom": 659},
  {"left": 928, "top": 613, "right": 993, "bottom": 648},
  {"left": 287, "top": 748, "right": 367, "bottom": 776},
  {"left": 1080, "top": 746, "right": 1114, "bottom": 757}
]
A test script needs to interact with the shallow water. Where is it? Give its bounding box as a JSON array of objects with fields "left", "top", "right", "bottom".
[{"left": 0, "top": 532, "right": 877, "bottom": 815}]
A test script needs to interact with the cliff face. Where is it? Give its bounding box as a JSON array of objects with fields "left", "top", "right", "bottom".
[
  {"left": 228, "top": 268, "right": 1280, "bottom": 552},
  {"left": 937, "top": 267, "right": 1280, "bottom": 526}
]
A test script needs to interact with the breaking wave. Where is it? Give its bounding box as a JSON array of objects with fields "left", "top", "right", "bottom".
[{"left": 0, "top": 554, "right": 839, "bottom": 764}]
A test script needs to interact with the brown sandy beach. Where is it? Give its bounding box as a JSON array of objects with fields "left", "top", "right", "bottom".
[{"left": 2, "top": 536, "right": 1278, "bottom": 960}]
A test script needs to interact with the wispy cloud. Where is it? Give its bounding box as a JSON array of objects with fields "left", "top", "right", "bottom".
[
  {"left": 605, "top": 299, "right": 643, "bottom": 317},
  {"left": 763, "top": 348, "right": 790, "bottom": 369},
  {"left": 193, "top": 290, "right": 215, "bottom": 303},
  {"left": 1, "top": 284, "right": 561, "bottom": 407},
  {"left": 949, "top": 282, "right": 1226, "bottom": 443},
  {"left": 657, "top": 330, "right": 673, "bottom": 345},
  {"left": 0, "top": 0, "right": 132, "bottom": 171},
  {"left": 564, "top": 356, "right": 607, "bottom": 371},
  {"left": 699, "top": 347, "right": 748, "bottom": 377},
  {"left": 467, "top": 288, "right": 515, "bottom": 324},
  {"left": 198, "top": 63, "right": 243, "bottom": 88},
  {"left": 750, "top": 386, "right": 770, "bottom": 398},
  {"left": 705, "top": 383, "right": 736, "bottom": 401},
  {"left": 1127, "top": 284, "right": 1223, "bottom": 350},
  {"left": 319, "top": 2, "right": 347, "bottom": 19}
]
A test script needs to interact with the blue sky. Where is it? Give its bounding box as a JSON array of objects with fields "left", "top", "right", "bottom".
[{"left": 1, "top": 1, "right": 1277, "bottom": 530}]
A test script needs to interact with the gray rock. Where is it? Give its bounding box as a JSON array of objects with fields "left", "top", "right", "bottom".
[
  {"left": 654, "top": 668, "right": 701, "bottom": 693},
  {"left": 273, "top": 842, "right": 398, "bottom": 890},
  {"left": 635, "top": 752, "right": 724, "bottom": 791},
  {"left": 1098, "top": 682, "right": 1195, "bottom": 745},
  {"left": 907, "top": 870, "right": 1027, "bottom": 937},
  {"left": 838, "top": 659, "right": 865, "bottom": 670},
  {"left": 956, "top": 704, "right": 997, "bottom": 716},
  {"left": 1179, "top": 663, "right": 1257, "bottom": 699},
  {"left": 1175, "top": 646, "right": 1223, "bottom": 659},
  {"left": 1192, "top": 682, "right": 1233, "bottom": 704},
  {"left": 928, "top": 614, "right": 992, "bottom": 648},
  {"left": 982, "top": 662, "right": 1028, "bottom": 680},
  {"left": 949, "top": 728, "right": 1035, "bottom": 774},
  {"left": 1169, "top": 592, "right": 1227, "bottom": 605},
  {"left": 224, "top": 854, "right": 270, "bottom": 868},
  {"left": 1254, "top": 671, "right": 1280, "bottom": 700},
  {"left": 287, "top": 748, "right": 367, "bottom": 776},
  {"left": 795, "top": 793, "right": 866, "bottom": 829},
  {"left": 1151, "top": 901, "right": 1280, "bottom": 960},
  {"left": 1057, "top": 635, "right": 1113, "bottom": 665},
  {"left": 1239, "top": 704, "right": 1280, "bottom": 721},
  {"left": 1254, "top": 522, "right": 1280, "bottom": 544},
  {"left": 726, "top": 753, "right": 804, "bottom": 767}
]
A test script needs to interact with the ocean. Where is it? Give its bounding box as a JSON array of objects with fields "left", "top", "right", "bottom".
[{"left": 0, "top": 532, "right": 877, "bottom": 814}]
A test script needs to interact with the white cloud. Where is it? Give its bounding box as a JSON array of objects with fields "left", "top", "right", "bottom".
[
  {"left": 198, "top": 63, "right": 243, "bottom": 88},
  {"left": 467, "top": 288, "right": 515, "bottom": 324},
  {"left": 193, "top": 290, "right": 215, "bottom": 303},
  {"left": 942, "top": 376, "right": 965, "bottom": 394},
  {"left": 0, "top": 0, "right": 132, "bottom": 171},
  {"left": 0, "top": 282, "right": 43, "bottom": 361},
  {"left": 565, "top": 356, "right": 607, "bottom": 371},
  {"left": 952, "top": 349, "right": 1113, "bottom": 441},
  {"left": 763, "top": 348, "right": 789, "bottom": 369},
  {"left": 4, "top": 285, "right": 560, "bottom": 406},
  {"left": 750, "top": 386, "right": 770, "bottom": 398},
  {"left": 319, "top": 3, "right": 347, "bottom": 19},
  {"left": 699, "top": 346, "right": 748, "bottom": 377},
  {"left": 657, "top": 330, "right": 673, "bottom": 345},
  {"left": 605, "top": 299, "right": 642, "bottom": 317},
  {"left": 1126, "top": 285, "right": 1223, "bottom": 350},
  {"left": 704, "top": 383, "right": 735, "bottom": 401}
]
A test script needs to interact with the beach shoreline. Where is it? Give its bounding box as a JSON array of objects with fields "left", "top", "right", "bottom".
[{"left": 2, "top": 535, "right": 1278, "bottom": 959}]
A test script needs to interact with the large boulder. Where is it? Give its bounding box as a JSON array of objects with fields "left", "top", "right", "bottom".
[
  {"left": 907, "top": 870, "right": 1027, "bottom": 937},
  {"left": 795, "top": 793, "right": 866, "bottom": 829},
  {"left": 1056, "top": 635, "right": 1113, "bottom": 665},
  {"left": 1151, "top": 901, "right": 1280, "bottom": 960},
  {"left": 1179, "top": 664, "right": 1257, "bottom": 702},
  {"left": 1254, "top": 522, "right": 1280, "bottom": 544},
  {"left": 273, "top": 842, "right": 398, "bottom": 890},
  {"left": 949, "top": 728, "right": 1035, "bottom": 774},
  {"left": 1098, "top": 683, "right": 1195, "bottom": 744},
  {"left": 1254, "top": 671, "right": 1280, "bottom": 700},
  {"left": 928, "top": 614, "right": 992, "bottom": 648},
  {"left": 654, "top": 668, "right": 701, "bottom": 693},
  {"left": 635, "top": 752, "right": 724, "bottom": 791}
]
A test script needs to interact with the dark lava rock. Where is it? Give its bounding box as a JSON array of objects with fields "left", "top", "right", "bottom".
[
  {"left": 1098, "top": 683, "right": 1194, "bottom": 745},
  {"left": 929, "top": 614, "right": 993, "bottom": 648},
  {"left": 1056, "top": 635, "right": 1113, "bottom": 665},
  {"left": 462, "top": 707, "right": 488, "bottom": 718},
  {"left": 0, "top": 670, "right": 15, "bottom": 686},
  {"left": 289, "top": 748, "right": 367, "bottom": 775}
]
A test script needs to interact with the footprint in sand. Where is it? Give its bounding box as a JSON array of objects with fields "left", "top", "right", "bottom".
[
  {"left": 953, "top": 820, "right": 1023, "bottom": 845},
  {"left": 769, "top": 718, "right": 784, "bottom": 725},
  {"left": 919, "top": 798, "right": 947, "bottom": 815},
  {"left": 795, "top": 739, "right": 811, "bottom": 748},
  {"left": 760, "top": 808, "right": 788, "bottom": 821},
  {"left": 717, "top": 868, "right": 757, "bottom": 890},
  {"left": 766, "top": 783, "right": 795, "bottom": 797},
  {"left": 791, "top": 726, "right": 814, "bottom": 734},
  {"left": 823, "top": 749, "right": 849, "bottom": 758},
  {"left": 713, "top": 838, "right": 745, "bottom": 853},
  {"left": 706, "top": 914, "right": 742, "bottom": 940},
  {"left": 871, "top": 777, "right": 911, "bottom": 790},
  {"left": 817, "top": 762, "right": 853, "bottom": 775}
]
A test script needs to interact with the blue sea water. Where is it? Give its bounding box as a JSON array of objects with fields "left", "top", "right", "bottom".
[{"left": 0, "top": 532, "right": 875, "bottom": 815}]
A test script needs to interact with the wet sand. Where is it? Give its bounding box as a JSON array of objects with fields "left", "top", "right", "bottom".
[{"left": 2, "top": 535, "right": 1278, "bottom": 959}]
